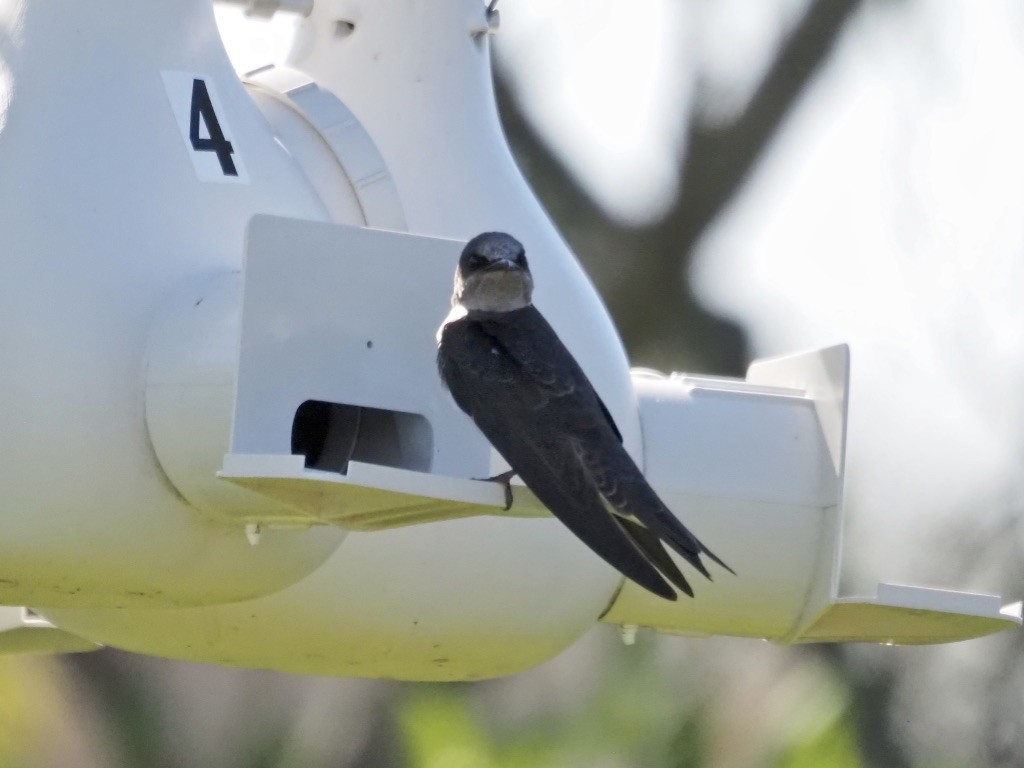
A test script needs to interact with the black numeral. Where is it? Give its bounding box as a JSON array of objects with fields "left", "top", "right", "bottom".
[{"left": 189, "top": 79, "right": 237, "bottom": 177}]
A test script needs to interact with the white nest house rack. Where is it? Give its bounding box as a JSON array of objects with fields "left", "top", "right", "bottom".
[{"left": 0, "top": 0, "right": 1015, "bottom": 679}]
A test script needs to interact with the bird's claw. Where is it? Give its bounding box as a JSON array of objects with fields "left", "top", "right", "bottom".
[{"left": 474, "top": 469, "right": 516, "bottom": 511}]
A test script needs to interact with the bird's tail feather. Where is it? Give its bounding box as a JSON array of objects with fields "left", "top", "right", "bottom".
[
  {"left": 616, "top": 517, "right": 694, "bottom": 597},
  {"left": 590, "top": 445, "right": 734, "bottom": 579}
]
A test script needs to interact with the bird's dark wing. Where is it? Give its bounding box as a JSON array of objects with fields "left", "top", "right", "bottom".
[
  {"left": 438, "top": 314, "right": 678, "bottom": 600},
  {"left": 439, "top": 305, "right": 731, "bottom": 598},
  {"left": 471, "top": 306, "right": 587, "bottom": 401},
  {"left": 486, "top": 428, "right": 678, "bottom": 601},
  {"left": 477, "top": 306, "right": 733, "bottom": 580}
]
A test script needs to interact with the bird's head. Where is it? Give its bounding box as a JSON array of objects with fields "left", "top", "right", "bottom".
[{"left": 453, "top": 232, "right": 533, "bottom": 312}]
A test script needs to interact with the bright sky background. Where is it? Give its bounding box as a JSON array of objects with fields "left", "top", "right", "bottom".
[
  {"left": 694, "top": 0, "right": 1024, "bottom": 578},
  {"left": 492, "top": 0, "right": 812, "bottom": 222}
]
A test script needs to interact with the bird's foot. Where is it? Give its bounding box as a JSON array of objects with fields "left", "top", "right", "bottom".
[{"left": 474, "top": 469, "right": 516, "bottom": 511}]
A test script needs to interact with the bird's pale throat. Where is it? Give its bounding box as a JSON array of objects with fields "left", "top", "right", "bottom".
[{"left": 455, "top": 270, "right": 534, "bottom": 312}]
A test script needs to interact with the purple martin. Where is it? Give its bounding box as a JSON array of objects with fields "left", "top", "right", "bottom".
[{"left": 436, "top": 232, "right": 732, "bottom": 600}]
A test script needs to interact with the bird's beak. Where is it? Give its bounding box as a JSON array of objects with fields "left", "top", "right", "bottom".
[{"left": 485, "top": 258, "right": 519, "bottom": 272}]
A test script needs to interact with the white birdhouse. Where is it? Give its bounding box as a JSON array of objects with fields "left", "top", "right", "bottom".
[{"left": 0, "top": 0, "right": 1017, "bottom": 680}]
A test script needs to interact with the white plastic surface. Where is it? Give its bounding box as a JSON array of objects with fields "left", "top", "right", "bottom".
[
  {"left": 245, "top": 65, "right": 406, "bottom": 230},
  {"left": 42, "top": 509, "right": 616, "bottom": 680},
  {"left": 602, "top": 348, "right": 1019, "bottom": 647},
  {"left": 146, "top": 272, "right": 344, "bottom": 525},
  {"left": 795, "top": 584, "right": 1022, "bottom": 644},
  {"left": 0, "top": 607, "right": 99, "bottom": 656},
  {"left": 601, "top": 350, "right": 846, "bottom": 640},
  {"left": 245, "top": 87, "right": 367, "bottom": 226},
  {"left": 0, "top": 0, "right": 346, "bottom": 607},
  {"left": 220, "top": 455, "right": 549, "bottom": 529},
  {"left": 232, "top": 220, "right": 484, "bottom": 470}
]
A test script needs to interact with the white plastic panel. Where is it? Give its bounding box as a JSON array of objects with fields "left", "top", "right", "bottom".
[
  {"left": 42, "top": 513, "right": 620, "bottom": 681},
  {"left": 231, "top": 217, "right": 490, "bottom": 477},
  {"left": 245, "top": 89, "right": 367, "bottom": 226},
  {"left": 795, "top": 584, "right": 1022, "bottom": 644},
  {"left": 244, "top": 65, "right": 406, "bottom": 230},
  {"left": 146, "top": 272, "right": 353, "bottom": 532},
  {"left": 218, "top": 217, "right": 637, "bottom": 530},
  {"left": 603, "top": 348, "right": 847, "bottom": 640},
  {"left": 638, "top": 376, "right": 838, "bottom": 508},
  {"left": 747, "top": 344, "right": 850, "bottom": 478},
  {"left": 602, "top": 497, "right": 836, "bottom": 639},
  {"left": 0, "top": 607, "right": 99, "bottom": 656},
  {"left": 220, "top": 455, "right": 549, "bottom": 529}
]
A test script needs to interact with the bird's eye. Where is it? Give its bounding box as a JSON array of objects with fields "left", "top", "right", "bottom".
[
  {"left": 468, "top": 253, "right": 488, "bottom": 268},
  {"left": 515, "top": 250, "right": 527, "bottom": 265}
]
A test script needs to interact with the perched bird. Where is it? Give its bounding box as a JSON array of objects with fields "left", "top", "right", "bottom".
[{"left": 436, "top": 232, "right": 732, "bottom": 600}]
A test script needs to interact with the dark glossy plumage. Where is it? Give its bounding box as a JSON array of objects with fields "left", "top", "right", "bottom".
[{"left": 438, "top": 298, "right": 731, "bottom": 600}]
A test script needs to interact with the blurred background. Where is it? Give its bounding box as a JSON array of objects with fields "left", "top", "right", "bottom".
[{"left": 4, "top": 0, "right": 1023, "bottom": 765}]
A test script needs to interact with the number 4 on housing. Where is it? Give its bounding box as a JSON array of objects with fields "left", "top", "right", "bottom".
[
  {"left": 161, "top": 71, "right": 249, "bottom": 183},
  {"left": 190, "top": 79, "right": 237, "bottom": 176}
]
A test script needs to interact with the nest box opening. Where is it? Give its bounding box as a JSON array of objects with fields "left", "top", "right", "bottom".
[{"left": 291, "top": 400, "right": 433, "bottom": 474}]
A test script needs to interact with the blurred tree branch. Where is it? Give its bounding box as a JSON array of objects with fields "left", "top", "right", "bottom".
[{"left": 497, "top": 0, "right": 863, "bottom": 374}]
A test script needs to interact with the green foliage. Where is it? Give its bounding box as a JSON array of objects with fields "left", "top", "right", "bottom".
[
  {"left": 398, "top": 636, "right": 708, "bottom": 768},
  {"left": 0, "top": 657, "right": 62, "bottom": 768},
  {"left": 773, "top": 713, "right": 862, "bottom": 768},
  {"left": 399, "top": 690, "right": 498, "bottom": 768},
  {"left": 770, "top": 658, "right": 862, "bottom": 768},
  {"left": 395, "top": 637, "right": 884, "bottom": 768}
]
